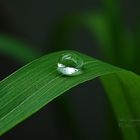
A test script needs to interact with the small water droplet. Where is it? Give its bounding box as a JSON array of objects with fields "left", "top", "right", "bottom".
[{"left": 57, "top": 52, "right": 84, "bottom": 76}]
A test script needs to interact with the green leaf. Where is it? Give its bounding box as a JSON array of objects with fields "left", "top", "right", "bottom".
[
  {"left": 0, "top": 50, "right": 140, "bottom": 140},
  {"left": 0, "top": 34, "right": 40, "bottom": 63}
]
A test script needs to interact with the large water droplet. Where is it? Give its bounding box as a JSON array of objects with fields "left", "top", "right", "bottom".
[{"left": 57, "top": 53, "right": 84, "bottom": 76}]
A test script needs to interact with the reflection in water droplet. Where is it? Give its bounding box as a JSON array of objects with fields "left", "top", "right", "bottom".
[{"left": 57, "top": 53, "right": 84, "bottom": 76}]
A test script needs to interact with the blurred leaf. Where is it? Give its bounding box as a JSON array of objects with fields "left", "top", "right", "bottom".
[
  {"left": 0, "top": 50, "right": 140, "bottom": 140},
  {"left": 133, "top": 23, "right": 140, "bottom": 73},
  {"left": 102, "top": 0, "right": 121, "bottom": 15},
  {"left": 84, "top": 14, "right": 136, "bottom": 68},
  {"left": 50, "top": 12, "right": 137, "bottom": 68},
  {"left": 0, "top": 34, "right": 40, "bottom": 63},
  {"left": 83, "top": 13, "right": 115, "bottom": 62},
  {"left": 101, "top": 0, "right": 138, "bottom": 69},
  {"left": 118, "top": 29, "right": 136, "bottom": 68}
]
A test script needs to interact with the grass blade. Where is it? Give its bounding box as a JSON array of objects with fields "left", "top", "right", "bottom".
[
  {"left": 0, "top": 34, "right": 40, "bottom": 63},
  {"left": 0, "top": 50, "right": 140, "bottom": 140}
]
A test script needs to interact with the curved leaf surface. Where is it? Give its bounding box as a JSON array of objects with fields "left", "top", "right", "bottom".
[{"left": 0, "top": 50, "right": 140, "bottom": 140}]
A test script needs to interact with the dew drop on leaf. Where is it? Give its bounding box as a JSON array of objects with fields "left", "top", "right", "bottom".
[{"left": 57, "top": 52, "right": 84, "bottom": 76}]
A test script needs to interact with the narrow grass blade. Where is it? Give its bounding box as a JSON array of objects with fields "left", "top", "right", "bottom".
[{"left": 0, "top": 34, "right": 40, "bottom": 63}]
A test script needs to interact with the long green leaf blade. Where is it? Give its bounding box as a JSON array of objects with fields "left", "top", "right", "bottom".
[{"left": 0, "top": 50, "right": 140, "bottom": 139}]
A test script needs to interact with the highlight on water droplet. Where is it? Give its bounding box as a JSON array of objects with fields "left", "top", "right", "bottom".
[{"left": 57, "top": 52, "right": 84, "bottom": 76}]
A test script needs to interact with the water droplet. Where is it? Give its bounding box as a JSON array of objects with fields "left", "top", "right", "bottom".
[{"left": 57, "top": 53, "right": 84, "bottom": 76}]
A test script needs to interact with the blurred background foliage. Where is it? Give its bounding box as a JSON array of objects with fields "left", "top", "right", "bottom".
[{"left": 0, "top": 0, "right": 139, "bottom": 140}]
